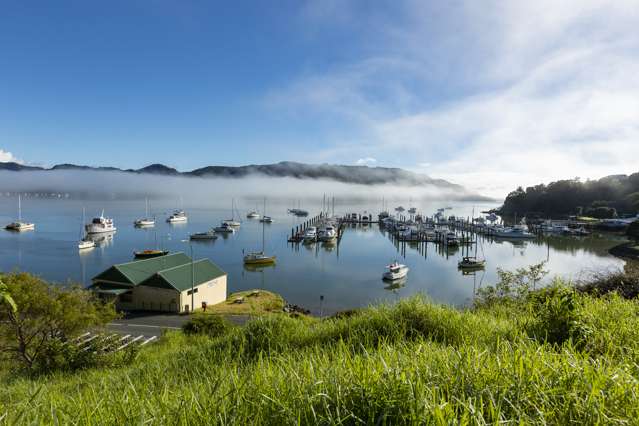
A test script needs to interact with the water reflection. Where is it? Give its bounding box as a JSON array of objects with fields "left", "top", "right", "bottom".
[{"left": 0, "top": 198, "right": 628, "bottom": 314}]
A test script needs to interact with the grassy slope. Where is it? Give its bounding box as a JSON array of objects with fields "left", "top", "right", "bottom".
[
  {"left": 1, "top": 295, "right": 639, "bottom": 424},
  {"left": 197, "top": 289, "right": 285, "bottom": 315}
]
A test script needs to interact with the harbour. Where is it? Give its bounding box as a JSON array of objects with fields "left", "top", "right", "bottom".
[{"left": 0, "top": 196, "right": 628, "bottom": 315}]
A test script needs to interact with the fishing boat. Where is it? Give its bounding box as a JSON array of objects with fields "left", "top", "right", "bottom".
[
  {"left": 85, "top": 211, "right": 116, "bottom": 234},
  {"left": 190, "top": 229, "right": 218, "bottom": 240},
  {"left": 78, "top": 207, "right": 95, "bottom": 250},
  {"left": 214, "top": 222, "right": 235, "bottom": 233},
  {"left": 244, "top": 198, "right": 276, "bottom": 265},
  {"left": 4, "top": 194, "right": 35, "bottom": 231},
  {"left": 383, "top": 261, "right": 409, "bottom": 281},
  {"left": 458, "top": 257, "right": 486, "bottom": 269},
  {"left": 167, "top": 210, "right": 187, "bottom": 223},
  {"left": 134, "top": 249, "right": 169, "bottom": 259},
  {"left": 134, "top": 198, "right": 155, "bottom": 227}
]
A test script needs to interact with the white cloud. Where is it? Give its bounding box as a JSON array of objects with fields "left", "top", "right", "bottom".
[
  {"left": 271, "top": 0, "right": 639, "bottom": 198},
  {"left": 355, "top": 157, "right": 377, "bottom": 166},
  {"left": 0, "top": 149, "right": 22, "bottom": 164}
]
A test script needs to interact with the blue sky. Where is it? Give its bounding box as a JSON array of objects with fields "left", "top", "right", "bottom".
[{"left": 1, "top": 0, "right": 638, "bottom": 197}]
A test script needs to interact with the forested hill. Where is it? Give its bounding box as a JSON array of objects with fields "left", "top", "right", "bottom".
[{"left": 499, "top": 173, "right": 639, "bottom": 218}]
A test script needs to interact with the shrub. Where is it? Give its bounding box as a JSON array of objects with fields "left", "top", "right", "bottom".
[
  {"left": 577, "top": 266, "right": 639, "bottom": 299},
  {"left": 525, "top": 283, "right": 582, "bottom": 345},
  {"left": 0, "top": 272, "right": 118, "bottom": 371},
  {"left": 182, "top": 314, "right": 231, "bottom": 338}
]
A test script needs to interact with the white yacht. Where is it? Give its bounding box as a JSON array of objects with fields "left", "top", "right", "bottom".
[
  {"left": 383, "top": 262, "right": 409, "bottom": 281},
  {"left": 303, "top": 226, "right": 317, "bottom": 242},
  {"left": 224, "top": 198, "right": 241, "bottom": 227},
  {"left": 85, "top": 211, "right": 116, "bottom": 234},
  {"left": 167, "top": 210, "right": 187, "bottom": 223},
  {"left": 78, "top": 207, "right": 95, "bottom": 250},
  {"left": 134, "top": 198, "right": 155, "bottom": 227},
  {"left": 5, "top": 194, "right": 35, "bottom": 231},
  {"left": 247, "top": 211, "right": 260, "bottom": 219}
]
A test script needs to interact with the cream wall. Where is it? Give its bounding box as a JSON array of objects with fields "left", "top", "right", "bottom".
[
  {"left": 117, "top": 285, "right": 180, "bottom": 312},
  {"left": 179, "top": 275, "right": 227, "bottom": 313}
]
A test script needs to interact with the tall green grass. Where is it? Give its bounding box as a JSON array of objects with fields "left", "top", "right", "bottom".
[{"left": 2, "top": 293, "right": 639, "bottom": 424}]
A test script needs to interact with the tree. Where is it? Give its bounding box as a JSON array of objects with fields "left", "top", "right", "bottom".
[
  {"left": 0, "top": 279, "right": 17, "bottom": 313},
  {"left": 0, "top": 272, "right": 118, "bottom": 370}
]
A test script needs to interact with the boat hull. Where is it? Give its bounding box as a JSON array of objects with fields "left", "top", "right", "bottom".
[{"left": 243, "top": 255, "right": 276, "bottom": 265}]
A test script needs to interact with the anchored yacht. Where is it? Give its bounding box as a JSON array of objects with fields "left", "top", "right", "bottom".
[
  {"left": 167, "top": 210, "right": 188, "bottom": 223},
  {"left": 5, "top": 195, "right": 35, "bottom": 231}
]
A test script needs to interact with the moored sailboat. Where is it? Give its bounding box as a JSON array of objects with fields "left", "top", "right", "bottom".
[{"left": 5, "top": 194, "right": 35, "bottom": 231}]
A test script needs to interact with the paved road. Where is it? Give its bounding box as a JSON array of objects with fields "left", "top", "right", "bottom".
[{"left": 107, "top": 312, "right": 251, "bottom": 337}]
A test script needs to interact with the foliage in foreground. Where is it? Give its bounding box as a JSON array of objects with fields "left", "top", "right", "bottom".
[
  {"left": 0, "top": 272, "right": 118, "bottom": 373},
  {"left": 2, "top": 285, "right": 639, "bottom": 424}
]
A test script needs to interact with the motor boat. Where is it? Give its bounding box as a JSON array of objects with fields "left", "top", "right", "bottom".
[
  {"left": 408, "top": 207, "right": 417, "bottom": 214},
  {"left": 167, "top": 210, "right": 187, "bottom": 223},
  {"left": 395, "top": 206, "right": 405, "bottom": 212},
  {"left": 134, "top": 249, "right": 169, "bottom": 259},
  {"left": 446, "top": 232, "right": 459, "bottom": 246},
  {"left": 214, "top": 222, "right": 235, "bottom": 233},
  {"left": 85, "top": 211, "right": 116, "bottom": 234},
  {"left": 303, "top": 226, "right": 317, "bottom": 242},
  {"left": 4, "top": 195, "right": 34, "bottom": 231},
  {"left": 494, "top": 226, "right": 535, "bottom": 239},
  {"left": 260, "top": 215, "right": 273, "bottom": 223},
  {"left": 383, "top": 262, "right": 409, "bottom": 281},
  {"left": 247, "top": 211, "right": 260, "bottom": 219},
  {"left": 458, "top": 257, "right": 486, "bottom": 270},
  {"left": 189, "top": 230, "right": 218, "bottom": 240},
  {"left": 318, "top": 225, "right": 337, "bottom": 242}
]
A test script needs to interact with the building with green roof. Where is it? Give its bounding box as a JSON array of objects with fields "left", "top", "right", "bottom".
[{"left": 91, "top": 252, "right": 227, "bottom": 313}]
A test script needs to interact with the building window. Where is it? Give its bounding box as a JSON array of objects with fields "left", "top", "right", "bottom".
[{"left": 187, "top": 288, "right": 199, "bottom": 296}]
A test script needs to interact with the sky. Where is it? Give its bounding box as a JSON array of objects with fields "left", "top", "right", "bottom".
[{"left": 1, "top": 0, "right": 638, "bottom": 198}]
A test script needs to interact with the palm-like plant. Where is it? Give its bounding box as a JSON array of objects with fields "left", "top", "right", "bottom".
[{"left": 0, "top": 279, "right": 17, "bottom": 313}]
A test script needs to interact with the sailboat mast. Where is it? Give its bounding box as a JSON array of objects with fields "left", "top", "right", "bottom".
[
  {"left": 262, "top": 197, "right": 266, "bottom": 251},
  {"left": 18, "top": 194, "right": 21, "bottom": 222}
]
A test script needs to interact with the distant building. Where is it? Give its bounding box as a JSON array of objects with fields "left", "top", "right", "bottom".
[{"left": 90, "top": 252, "right": 227, "bottom": 313}]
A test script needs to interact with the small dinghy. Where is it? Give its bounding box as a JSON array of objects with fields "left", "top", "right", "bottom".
[{"left": 383, "top": 261, "right": 409, "bottom": 281}]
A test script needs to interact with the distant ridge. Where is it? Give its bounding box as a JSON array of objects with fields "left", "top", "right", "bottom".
[{"left": 0, "top": 160, "right": 467, "bottom": 191}]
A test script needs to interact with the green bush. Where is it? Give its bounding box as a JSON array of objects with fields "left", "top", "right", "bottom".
[
  {"left": 525, "top": 284, "right": 582, "bottom": 345},
  {"left": 182, "top": 314, "right": 231, "bottom": 338}
]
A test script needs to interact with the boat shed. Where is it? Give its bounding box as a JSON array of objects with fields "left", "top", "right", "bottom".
[{"left": 90, "top": 252, "right": 227, "bottom": 313}]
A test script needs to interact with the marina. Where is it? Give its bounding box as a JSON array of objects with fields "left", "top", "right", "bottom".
[{"left": 0, "top": 197, "right": 630, "bottom": 315}]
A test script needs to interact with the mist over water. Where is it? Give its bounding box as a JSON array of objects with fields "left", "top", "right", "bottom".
[{"left": 0, "top": 170, "right": 491, "bottom": 203}]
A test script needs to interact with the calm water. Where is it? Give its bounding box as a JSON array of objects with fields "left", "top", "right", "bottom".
[{"left": 0, "top": 197, "right": 628, "bottom": 314}]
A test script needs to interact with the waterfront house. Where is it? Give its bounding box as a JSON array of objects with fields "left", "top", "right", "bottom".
[{"left": 90, "top": 252, "right": 227, "bottom": 313}]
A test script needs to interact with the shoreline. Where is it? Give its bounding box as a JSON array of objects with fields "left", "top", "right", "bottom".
[{"left": 609, "top": 242, "right": 639, "bottom": 261}]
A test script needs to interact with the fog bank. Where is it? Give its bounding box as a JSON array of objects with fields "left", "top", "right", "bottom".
[{"left": 0, "top": 170, "right": 493, "bottom": 203}]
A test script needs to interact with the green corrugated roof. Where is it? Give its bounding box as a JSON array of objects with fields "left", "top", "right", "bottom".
[
  {"left": 139, "top": 259, "right": 226, "bottom": 292},
  {"left": 92, "top": 252, "right": 191, "bottom": 285}
]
